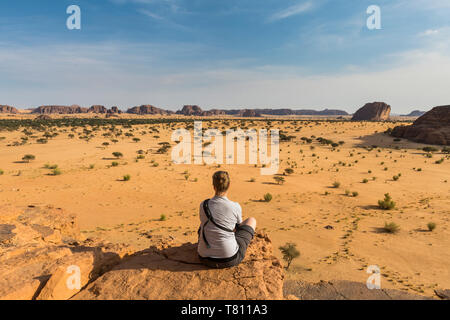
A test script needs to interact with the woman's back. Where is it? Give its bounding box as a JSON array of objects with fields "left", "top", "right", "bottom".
[{"left": 197, "top": 196, "right": 242, "bottom": 259}]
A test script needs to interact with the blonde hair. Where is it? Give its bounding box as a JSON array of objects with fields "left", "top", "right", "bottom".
[{"left": 213, "top": 171, "right": 230, "bottom": 193}]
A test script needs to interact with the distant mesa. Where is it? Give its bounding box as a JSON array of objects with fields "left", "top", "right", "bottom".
[
  {"left": 32, "top": 105, "right": 88, "bottom": 114},
  {"left": 391, "top": 105, "right": 450, "bottom": 146},
  {"left": 176, "top": 105, "right": 226, "bottom": 116},
  {"left": 239, "top": 109, "right": 261, "bottom": 117},
  {"left": 88, "top": 105, "right": 108, "bottom": 113},
  {"left": 0, "top": 105, "right": 18, "bottom": 114},
  {"left": 126, "top": 105, "right": 172, "bottom": 115},
  {"left": 351, "top": 102, "right": 391, "bottom": 121},
  {"left": 403, "top": 110, "right": 426, "bottom": 117}
]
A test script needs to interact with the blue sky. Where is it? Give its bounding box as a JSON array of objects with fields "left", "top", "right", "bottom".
[{"left": 0, "top": 0, "right": 449, "bottom": 113}]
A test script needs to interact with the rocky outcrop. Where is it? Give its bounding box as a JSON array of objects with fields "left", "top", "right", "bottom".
[
  {"left": 0, "top": 205, "right": 133, "bottom": 300},
  {"left": 32, "top": 105, "right": 88, "bottom": 114},
  {"left": 403, "top": 110, "right": 426, "bottom": 117},
  {"left": 108, "top": 106, "right": 121, "bottom": 114},
  {"left": 1, "top": 205, "right": 283, "bottom": 300},
  {"left": 176, "top": 105, "right": 203, "bottom": 116},
  {"left": 0, "top": 105, "right": 18, "bottom": 114},
  {"left": 126, "top": 105, "right": 171, "bottom": 115},
  {"left": 284, "top": 280, "right": 432, "bottom": 300},
  {"left": 73, "top": 232, "right": 284, "bottom": 300},
  {"left": 391, "top": 105, "right": 450, "bottom": 145},
  {"left": 88, "top": 105, "right": 107, "bottom": 113},
  {"left": 352, "top": 102, "right": 391, "bottom": 121},
  {"left": 238, "top": 109, "right": 261, "bottom": 117}
]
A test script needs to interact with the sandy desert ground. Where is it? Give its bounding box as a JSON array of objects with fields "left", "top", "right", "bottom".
[{"left": 0, "top": 116, "right": 449, "bottom": 297}]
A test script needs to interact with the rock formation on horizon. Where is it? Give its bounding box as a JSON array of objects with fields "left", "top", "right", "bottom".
[
  {"left": 391, "top": 105, "right": 450, "bottom": 145},
  {"left": 126, "top": 105, "right": 172, "bottom": 115},
  {"left": 239, "top": 109, "right": 262, "bottom": 117},
  {"left": 0, "top": 105, "right": 18, "bottom": 114},
  {"left": 351, "top": 102, "right": 391, "bottom": 121},
  {"left": 32, "top": 105, "right": 88, "bottom": 114},
  {"left": 403, "top": 110, "right": 426, "bottom": 117},
  {"left": 88, "top": 105, "right": 108, "bottom": 113}
]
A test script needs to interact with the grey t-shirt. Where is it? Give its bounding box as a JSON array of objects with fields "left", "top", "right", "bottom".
[{"left": 197, "top": 196, "right": 243, "bottom": 259}]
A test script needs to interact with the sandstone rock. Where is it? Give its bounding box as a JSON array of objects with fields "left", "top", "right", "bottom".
[
  {"left": 32, "top": 105, "right": 88, "bottom": 114},
  {"left": 177, "top": 105, "right": 204, "bottom": 116},
  {"left": 72, "top": 232, "right": 284, "bottom": 300},
  {"left": 435, "top": 289, "right": 450, "bottom": 300},
  {"left": 126, "top": 105, "right": 171, "bottom": 115},
  {"left": 238, "top": 109, "right": 261, "bottom": 117},
  {"left": 0, "top": 105, "right": 18, "bottom": 114},
  {"left": 0, "top": 205, "right": 133, "bottom": 300},
  {"left": 88, "top": 105, "right": 107, "bottom": 113},
  {"left": 391, "top": 105, "right": 450, "bottom": 145},
  {"left": 284, "top": 280, "right": 432, "bottom": 300},
  {"left": 352, "top": 102, "right": 391, "bottom": 121}
]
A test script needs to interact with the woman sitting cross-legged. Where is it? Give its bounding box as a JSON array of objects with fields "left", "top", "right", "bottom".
[{"left": 197, "top": 171, "right": 257, "bottom": 269}]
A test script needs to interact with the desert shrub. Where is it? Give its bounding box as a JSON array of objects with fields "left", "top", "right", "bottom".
[
  {"left": 426, "top": 222, "right": 436, "bottom": 232},
  {"left": 383, "top": 222, "right": 400, "bottom": 234},
  {"left": 111, "top": 161, "right": 119, "bottom": 167},
  {"left": 393, "top": 175, "right": 400, "bottom": 181},
  {"left": 112, "top": 152, "right": 123, "bottom": 158},
  {"left": 160, "top": 214, "right": 167, "bottom": 221},
  {"left": 36, "top": 138, "right": 48, "bottom": 144},
  {"left": 152, "top": 162, "right": 159, "bottom": 167},
  {"left": 52, "top": 168, "right": 62, "bottom": 176},
  {"left": 22, "top": 154, "right": 35, "bottom": 162},
  {"left": 423, "top": 146, "right": 438, "bottom": 152},
  {"left": 279, "top": 243, "right": 300, "bottom": 270},
  {"left": 132, "top": 137, "right": 141, "bottom": 143},
  {"left": 89, "top": 164, "right": 95, "bottom": 169},
  {"left": 352, "top": 191, "right": 359, "bottom": 197},
  {"left": 250, "top": 177, "right": 256, "bottom": 182},
  {"left": 442, "top": 147, "right": 450, "bottom": 154},
  {"left": 435, "top": 158, "right": 444, "bottom": 164},
  {"left": 184, "top": 174, "right": 190, "bottom": 180},
  {"left": 332, "top": 181, "right": 340, "bottom": 188},
  {"left": 274, "top": 176, "right": 285, "bottom": 185},
  {"left": 264, "top": 193, "right": 272, "bottom": 202},
  {"left": 0, "top": 169, "right": 3, "bottom": 175},
  {"left": 378, "top": 193, "right": 395, "bottom": 210},
  {"left": 362, "top": 178, "right": 368, "bottom": 183},
  {"left": 123, "top": 174, "right": 131, "bottom": 181},
  {"left": 345, "top": 189, "right": 350, "bottom": 196},
  {"left": 284, "top": 168, "right": 294, "bottom": 175}
]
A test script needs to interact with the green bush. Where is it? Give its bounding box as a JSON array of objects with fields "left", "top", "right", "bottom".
[
  {"left": 274, "top": 176, "right": 285, "bottom": 185},
  {"left": 264, "top": 193, "right": 272, "bottom": 202},
  {"left": 332, "top": 181, "right": 340, "bottom": 188},
  {"left": 112, "top": 152, "right": 123, "bottom": 159},
  {"left": 383, "top": 222, "right": 400, "bottom": 234},
  {"left": 160, "top": 214, "right": 167, "bottom": 221},
  {"left": 378, "top": 193, "right": 396, "bottom": 210},
  {"left": 123, "top": 174, "right": 131, "bottom": 181},
  {"left": 427, "top": 222, "right": 436, "bottom": 232}
]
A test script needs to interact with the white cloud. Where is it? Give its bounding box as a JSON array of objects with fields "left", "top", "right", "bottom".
[{"left": 268, "top": 1, "right": 313, "bottom": 22}]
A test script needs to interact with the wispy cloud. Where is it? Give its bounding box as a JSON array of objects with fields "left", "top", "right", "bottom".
[{"left": 268, "top": 1, "right": 313, "bottom": 22}]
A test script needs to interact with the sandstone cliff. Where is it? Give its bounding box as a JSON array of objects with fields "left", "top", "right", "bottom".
[
  {"left": 0, "top": 105, "right": 18, "bottom": 114},
  {"left": 352, "top": 102, "right": 391, "bottom": 121},
  {"left": 391, "top": 105, "right": 450, "bottom": 145}
]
